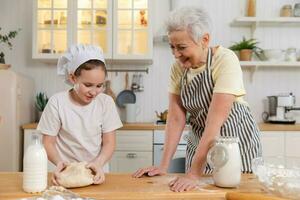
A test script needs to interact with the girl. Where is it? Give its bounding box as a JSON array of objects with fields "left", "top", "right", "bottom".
[{"left": 37, "top": 44, "right": 122, "bottom": 185}]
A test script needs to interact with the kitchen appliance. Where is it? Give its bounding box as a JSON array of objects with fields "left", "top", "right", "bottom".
[
  {"left": 153, "top": 129, "right": 190, "bottom": 173},
  {"left": 262, "top": 93, "right": 300, "bottom": 124},
  {"left": 0, "top": 70, "right": 34, "bottom": 171},
  {"left": 155, "top": 110, "right": 168, "bottom": 124}
]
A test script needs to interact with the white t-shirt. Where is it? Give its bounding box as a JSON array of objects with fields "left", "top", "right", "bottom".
[{"left": 37, "top": 91, "right": 123, "bottom": 167}]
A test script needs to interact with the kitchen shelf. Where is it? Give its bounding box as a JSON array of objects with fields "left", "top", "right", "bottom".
[
  {"left": 240, "top": 61, "right": 300, "bottom": 82},
  {"left": 241, "top": 61, "right": 300, "bottom": 67},
  {"left": 231, "top": 17, "right": 300, "bottom": 26}
]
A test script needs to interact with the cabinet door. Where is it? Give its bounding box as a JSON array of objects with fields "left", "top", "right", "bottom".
[
  {"left": 75, "top": 0, "right": 113, "bottom": 58},
  {"left": 113, "top": 0, "right": 152, "bottom": 61},
  {"left": 260, "top": 131, "right": 285, "bottom": 161},
  {"left": 33, "top": 0, "right": 69, "bottom": 59},
  {"left": 285, "top": 132, "right": 300, "bottom": 168},
  {"left": 116, "top": 130, "right": 153, "bottom": 151},
  {"left": 110, "top": 151, "right": 152, "bottom": 172},
  {"left": 24, "top": 129, "right": 56, "bottom": 172}
]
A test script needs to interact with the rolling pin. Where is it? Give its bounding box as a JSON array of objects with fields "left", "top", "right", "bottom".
[{"left": 225, "top": 192, "right": 288, "bottom": 200}]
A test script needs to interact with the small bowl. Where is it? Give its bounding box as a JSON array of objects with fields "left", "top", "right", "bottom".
[
  {"left": 263, "top": 49, "right": 285, "bottom": 61},
  {"left": 252, "top": 157, "right": 300, "bottom": 199}
]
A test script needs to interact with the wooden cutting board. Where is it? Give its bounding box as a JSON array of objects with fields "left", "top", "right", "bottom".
[{"left": 0, "top": 172, "right": 280, "bottom": 200}]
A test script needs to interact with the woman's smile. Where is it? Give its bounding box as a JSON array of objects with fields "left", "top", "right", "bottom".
[{"left": 168, "top": 30, "right": 205, "bottom": 68}]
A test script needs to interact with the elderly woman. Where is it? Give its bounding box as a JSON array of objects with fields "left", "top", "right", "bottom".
[{"left": 133, "top": 7, "right": 262, "bottom": 192}]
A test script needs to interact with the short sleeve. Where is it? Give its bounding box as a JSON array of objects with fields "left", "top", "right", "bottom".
[
  {"left": 37, "top": 96, "right": 61, "bottom": 136},
  {"left": 168, "top": 62, "right": 184, "bottom": 95},
  {"left": 213, "top": 50, "right": 246, "bottom": 96},
  {"left": 102, "top": 96, "right": 123, "bottom": 133}
]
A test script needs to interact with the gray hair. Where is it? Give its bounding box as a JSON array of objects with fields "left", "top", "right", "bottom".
[{"left": 165, "top": 7, "right": 212, "bottom": 42}]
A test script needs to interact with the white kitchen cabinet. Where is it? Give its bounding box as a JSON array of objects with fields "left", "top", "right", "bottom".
[
  {"left": 112, "top": 0, "right": 152, "bottom": 62},
  {"left": 32, "top": 0, "right": 153, "bottom": 63},
  {"left": 110, "top": 130, "right": 153, "bottom": 173},
  {"left": 75, "top": 0, "right": 113, "bottom": 58},
  {"left": 260, "top": 131, "right": 285, "bottom": 158},
  {"left": 285, "top": 132, "right": 300, "bottom": 167},
  {"left": 260, "top": 131, "right": 300, "bottom": 167},
  {"left": 110, "top": 151, "right": 152, "bottom": 172},
  {"left": 23, "top": 129, "right": 56, "bottom": 172},
  {"left": 32, "top": 0, "right": 70, "bottom": 59}
]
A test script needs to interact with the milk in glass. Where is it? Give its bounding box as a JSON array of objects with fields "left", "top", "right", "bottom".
[{"left": 23, "top": 132, "right": 48, "bottom": 193}]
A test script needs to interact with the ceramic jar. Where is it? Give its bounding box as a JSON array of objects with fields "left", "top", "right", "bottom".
[
  {"left": 280, "top": 5, "right": 293, "bottom": 17},
  {"left": 294, "top": 3, "right": 300, "bottom": 17}
]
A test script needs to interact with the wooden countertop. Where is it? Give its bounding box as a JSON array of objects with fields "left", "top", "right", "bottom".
[
  {"left": 22, "top": 122, "right": 300, "bottom": 132},
  {"left": 258, "top": 123, "right": 300, "bottom": 131},
  {"left": 22, "top": 123, "right": 187, "bottom": 131},
  {"left": 0, "top": 172, "right": 280, "bottom": 200}
]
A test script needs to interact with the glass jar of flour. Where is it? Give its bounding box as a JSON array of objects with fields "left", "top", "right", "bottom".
[{"left": 207, "top": 137, "right": 241, "bottom": 188}]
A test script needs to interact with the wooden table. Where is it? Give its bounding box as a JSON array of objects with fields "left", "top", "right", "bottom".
[{"left": 0, "top": 172, "right": 280, "bottom": 200}]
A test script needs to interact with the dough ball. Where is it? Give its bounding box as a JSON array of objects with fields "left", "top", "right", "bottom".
[{"left": 57, "top": 162, "right": 94, "bottom": 188}]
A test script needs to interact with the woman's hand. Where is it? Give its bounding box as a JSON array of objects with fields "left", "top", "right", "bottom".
[
  {"left": 132, "top": 166, "right": 167, "bottom": 178},
  {"left": 86, "top": 162, "right": 105, "bottom": 184},
  {"left": 52, "top": 161, "right": 69, "bottom": 185},
  {"left": 169, "top": 173, "right": 201, "bottom": 192}
]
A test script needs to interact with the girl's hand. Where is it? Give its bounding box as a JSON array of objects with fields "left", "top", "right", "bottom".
[
  {"left": 86, "top": 162, "right": 105, "bottom": 184},
  {"left": 132, "top": 166, "right": 167, "bottom": 178},
  {"left": 168, "top": 173, "right": 201, "bottom": 192},
  {"left": 52, "top": 161, "right": 69, "bottom": 185}
]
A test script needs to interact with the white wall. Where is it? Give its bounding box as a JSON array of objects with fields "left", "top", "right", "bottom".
[{"left": 1, "top": 0, "right": 300, "bottom": 123}]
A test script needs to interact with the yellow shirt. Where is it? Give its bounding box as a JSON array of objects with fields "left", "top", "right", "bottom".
[{"left": 168, "top": 46, "right": 248, "bottom": 106}]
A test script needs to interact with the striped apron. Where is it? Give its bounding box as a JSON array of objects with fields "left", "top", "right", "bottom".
[{"left": 181, "top": 48, "right": 262, "bottom": 173}]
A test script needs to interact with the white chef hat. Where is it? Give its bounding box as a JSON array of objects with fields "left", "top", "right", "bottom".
[{"left": 57, "top": 44, "right": 105, "bottom": 83}]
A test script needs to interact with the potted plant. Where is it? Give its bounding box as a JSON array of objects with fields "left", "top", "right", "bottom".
[
  {"left": 229, "top": 37, "right": 260, "bottom": 61},
  {"left": 35, "top": 92, "right": 49, "bottom": 121},
  {"left": 0, "top": 27, "right": 21, "bottom": 69}
]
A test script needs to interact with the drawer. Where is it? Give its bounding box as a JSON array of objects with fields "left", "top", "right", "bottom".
[
  {"left": 110, "top": 151, "right": 153, "bottom": 173},
  {"left": 115, "top": 130, "right": 153, "bottom": 151}
]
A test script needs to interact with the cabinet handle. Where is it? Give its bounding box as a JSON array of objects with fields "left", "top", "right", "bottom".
[
  {"left": 160, "top": 146, "right": 186, "bottom": 151},
  {"left": 126, "top": 153, "right": 137, "bottom": 159}
]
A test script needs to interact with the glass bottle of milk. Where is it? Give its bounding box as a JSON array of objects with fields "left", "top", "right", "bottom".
[{"left": 23, "top": 131, "right": 48, "bottom": 193}]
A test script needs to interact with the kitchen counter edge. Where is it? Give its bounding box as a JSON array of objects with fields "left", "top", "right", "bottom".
[{"left": 22, "top": 123, "right": 300, "bottom": 132}]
